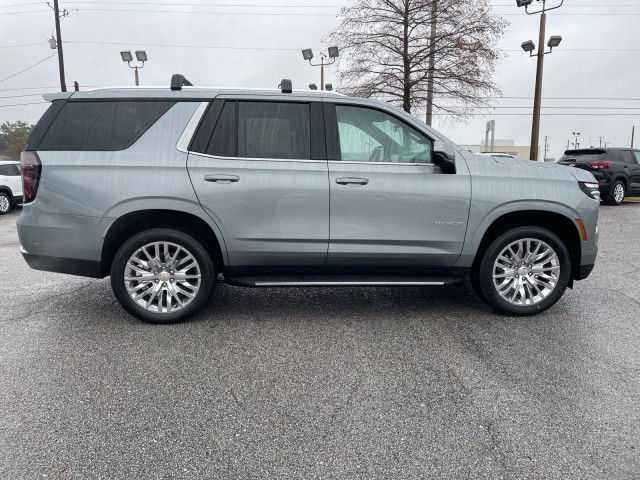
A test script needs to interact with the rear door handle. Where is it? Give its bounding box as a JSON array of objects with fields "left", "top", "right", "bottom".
[
  {"left": 335, "top": 177, "right": 369, "bottom": 186},
  {"left": 204, "top": 174, "right": 240, "bottom": 183}
]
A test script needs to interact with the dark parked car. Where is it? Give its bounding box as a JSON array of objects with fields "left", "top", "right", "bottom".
[{"left": 558, "top": 148, "right": 640, "bottom": 205}]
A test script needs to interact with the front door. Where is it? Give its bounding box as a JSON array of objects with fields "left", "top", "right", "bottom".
[{"left": 325, "top": 103, "right": 471, "bottom": 272}]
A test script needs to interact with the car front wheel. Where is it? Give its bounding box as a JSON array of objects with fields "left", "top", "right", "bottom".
[
  {"left": 110, "top": 228, "right": 215, "bottom": 323},
  {"left": 473, "top": 226, "right": 571, "bottom": 316}
]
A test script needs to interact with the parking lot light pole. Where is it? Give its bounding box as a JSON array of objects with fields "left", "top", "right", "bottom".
[
  {"left": 516, "top": 0, "right": 564, "bottom": 161},
  {"left": 301, "top": 46, "right": 339, "bottom": 91},
  {"left": 120, "top": 50, "right": 147, "bottom": 86}
]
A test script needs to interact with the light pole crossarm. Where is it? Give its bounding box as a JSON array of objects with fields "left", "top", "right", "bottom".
[{"left": 525, "top": 0, "right": 564, "bottom": 15}]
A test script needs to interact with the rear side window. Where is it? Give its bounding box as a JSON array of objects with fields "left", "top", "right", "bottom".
[
  {"left": 619, "top": 151, "right": 636, "bottom": 164},
  {"left": 192, "top": 101, "right": 312, "bottom": 160},
  {"left": 238, "top": 102, "right": 310, "bottom": 160},
  {"left": 38, "top": 101, "right": 174, "bottom": 151},
  {"left": 0, "top": 164, "right": 20, "bottom": 176}
]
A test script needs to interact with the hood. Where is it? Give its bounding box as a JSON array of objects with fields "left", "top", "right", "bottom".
[{"left": 492, "top": 156, "right": 596, "bottom": 182}]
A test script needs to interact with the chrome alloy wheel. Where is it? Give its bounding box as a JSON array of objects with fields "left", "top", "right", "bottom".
[
  {"left": 492, "top": 238, "right": 561, "bottom": 306},
  {"left": 613, "top": 183, "right": 625, "bottom": 204},
  {"left": 124, "top": 241, "right": 202, "bottom": 314}
]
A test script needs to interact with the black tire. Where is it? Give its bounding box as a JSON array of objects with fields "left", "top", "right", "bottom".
[
  {"left": 0, "top": 192, "right": 11, "bottom": 215},
  {"left": 605, "top": 180, "right": 625, "bottom": 206},
  {"left": 473, "top": 226, "right": 571, "bottom": 316},
  {"left": 110, "top": 228, "right": 215, "bottom": 324}
]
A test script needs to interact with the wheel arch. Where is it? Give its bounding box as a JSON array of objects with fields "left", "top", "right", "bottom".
[
  {"left": 101, "top": 209, "right": 226, "bottom": 277},
  {"left": 471, "top": 210, "right": 582, "bottom": 283}
]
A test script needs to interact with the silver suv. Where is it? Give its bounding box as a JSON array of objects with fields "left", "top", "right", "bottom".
[{"left": 17, "top": 75, "right": 600, "bottom": 323}]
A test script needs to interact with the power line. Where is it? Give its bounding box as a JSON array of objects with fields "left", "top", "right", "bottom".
[
  {"left": 0, "top": 54, "right": 55, "bottom": 84},
  {"left": 0, "top": 102, "right": 48, "bottom": 108}
]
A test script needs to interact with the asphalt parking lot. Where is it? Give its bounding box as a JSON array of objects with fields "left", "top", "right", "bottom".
[{"left": 0, "top": 204, "right": 638, "bottom": 479}]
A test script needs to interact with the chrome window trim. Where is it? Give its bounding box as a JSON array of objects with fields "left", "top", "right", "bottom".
[
  {"left": 328, "top": 160, "right": 435, "bottom": 167},
  {"left": 176, "top": 101, "right": 209, "bottom": 153},
  {"left": 187, "top": 151, "right": 327, "bottom": 164}
]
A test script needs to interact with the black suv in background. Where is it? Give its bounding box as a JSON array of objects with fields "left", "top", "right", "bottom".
[{"left": 558, "top": 148, "right": 640, "bottom": 205}]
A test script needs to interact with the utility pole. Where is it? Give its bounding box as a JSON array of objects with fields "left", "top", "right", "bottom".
[
  {"left": 543, "top": 136, "right": 548, "bottom": 161},
  {"left": 632, "top": 126, "right": 635, "bottom": 148},
  {"left": 598, "top": 136, "right": 604, "bottom": 148},
  {"left": 52, "top": 0, "right": 67, "bottom": 92}
]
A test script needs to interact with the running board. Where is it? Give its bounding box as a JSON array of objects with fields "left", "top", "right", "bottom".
[{"left": 223, "top": 275, "right": 464, "bottom": 288}]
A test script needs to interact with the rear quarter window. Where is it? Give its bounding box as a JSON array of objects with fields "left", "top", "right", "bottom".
[{"left": 38, "top": 100, "right": 174, "bottom": 151}]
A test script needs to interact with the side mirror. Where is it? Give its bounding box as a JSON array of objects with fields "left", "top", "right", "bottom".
[{"left": 433, "top": 141, "right": 456, "bottom": 174}]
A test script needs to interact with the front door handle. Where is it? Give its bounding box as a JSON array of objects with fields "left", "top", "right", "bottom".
[
  {"left": 335, "top": 177, "right": 369, "bottom": 186},
  {"left": 204, "top": 174, "right": 240, "bottom": 184}
]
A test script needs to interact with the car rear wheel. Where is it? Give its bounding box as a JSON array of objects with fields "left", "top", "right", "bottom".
[
  {"left": 473, "top": 226, "right": 571, "bottom": 316},
  {"left": 605, "top": 180, "right": 625, "bottom": 206},
  {"left": 0, "top": 192, "right": 10, "bottom": 215},
  {"left": 110, "top": 228, "right": 215, "bottom": 324}
]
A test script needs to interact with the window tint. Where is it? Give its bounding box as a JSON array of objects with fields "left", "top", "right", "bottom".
[
  {"left": 236, "top": 102, "right": 310, "bottom": 160},
  {"left": 336, "top": 105, "right": 432, "bottom": 163},
  {"left": 207, "top": 101, "right": 237, "bottom": 157},
  {"left": 619, "top": 151, "right": 636, "bottom": 164},
  {"left": 0, "top": 164, "right": 20, "bottom": 175},
  {"left": 39, "top": 101, "right": 174, "bottom": 151}
]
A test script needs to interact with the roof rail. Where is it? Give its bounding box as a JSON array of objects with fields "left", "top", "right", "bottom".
[
  {"left": 171, "top": 74, "right": 193, "bottom": 91},
  {"left": 279, "top": 79, "right": 292, "bottom": 94}
]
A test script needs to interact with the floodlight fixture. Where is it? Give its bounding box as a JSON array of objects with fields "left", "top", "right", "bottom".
[
  {"left": 120, "top": 51, "right": 133, "bottom": 62},
  {"left": 521, "top": 41, "right": 536, "bottom": 53},
  {"left": 516, "top": 0, "right": 533, "bottom": 7},
  {"left": 135, "top": 50, "right": 148, "bottom": 62},
  {"left": 302, "top": 48, "right": 314, "bottom": 61},
  {"left": 325, "top": 83, "right": 333, "bottom": 91},
  {"left": 547, "top": 36, "right": 562, "bottom": 49},
  {"left": 328, "top": 46, "right": 339, "bottom": 58},
  {"left": 309, "top": 83, "right": 318, "bottom": 90}
]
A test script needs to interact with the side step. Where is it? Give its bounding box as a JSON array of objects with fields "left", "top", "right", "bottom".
[{"left": 223, "top": 275, "right": 464, "bottom": 288}]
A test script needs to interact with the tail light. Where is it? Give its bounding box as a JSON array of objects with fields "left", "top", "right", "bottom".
[
  {"left": 20, "top": 151, "right": 42, "bottom": 203},
  {"left": 588, "top": 161, "right": 613, "bottom": 169}
]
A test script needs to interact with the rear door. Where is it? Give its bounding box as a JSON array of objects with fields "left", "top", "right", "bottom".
[
  {"left": 187, "top": 98, "right": 329, "bottom": 274},
  {"left": 324, "top": 102, "right": 471, "bottom": 272}
]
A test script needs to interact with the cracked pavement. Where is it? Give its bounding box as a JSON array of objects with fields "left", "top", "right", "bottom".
[{"left": 0, "top": 204, "right": 638, "bottom": 479}]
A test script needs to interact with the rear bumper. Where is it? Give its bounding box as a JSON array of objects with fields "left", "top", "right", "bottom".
[
  {"left": 17, "top": 204, "right": 109, "bottom": 278},
  {"left": 20, "top": 247, "right": 102, "bottom": 278}
]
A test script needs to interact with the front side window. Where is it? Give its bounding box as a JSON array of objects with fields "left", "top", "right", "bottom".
[
  {"left": 336, "top": 105, "right": 432, "bottom": 164},
  {"left": 634, "top": 152, "right": 640, "bottom": 164}
]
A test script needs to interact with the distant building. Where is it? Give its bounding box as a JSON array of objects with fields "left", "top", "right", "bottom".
[{"left": 459, "top": 139, "right": 531, "bottom": 160}]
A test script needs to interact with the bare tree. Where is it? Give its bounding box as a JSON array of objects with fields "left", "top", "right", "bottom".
[{"left": 324, "top": 0, "right": 508, "bottom": 124}]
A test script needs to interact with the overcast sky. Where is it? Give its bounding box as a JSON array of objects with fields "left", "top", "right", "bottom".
[{"left": 0, "top": 0, "right": 638, "bottom": 160}]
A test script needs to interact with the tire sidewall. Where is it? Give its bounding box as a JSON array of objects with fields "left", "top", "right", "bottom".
[
  {"left": 611, "top": 181, "right": 625, "bottom": 206},
  {"left": 110, "top": 228, "right": 215, "bottom": 324},
  {"left": 478, "top": 226, "right": 571, "bottom": 316},
  {"left": 0, "top": 192, "right": 10, "bottom": 214}
]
